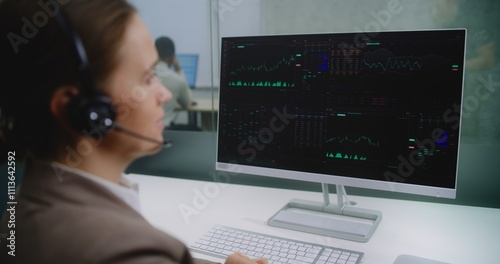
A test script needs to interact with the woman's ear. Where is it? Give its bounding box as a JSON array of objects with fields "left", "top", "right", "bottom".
[{"left": 50, "top": 86, "right": 79, "bottom": 124}]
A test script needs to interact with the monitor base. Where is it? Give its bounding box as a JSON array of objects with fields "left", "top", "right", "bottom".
[{"left": 268, "top": 184, "right": 381, "bottom": 243}]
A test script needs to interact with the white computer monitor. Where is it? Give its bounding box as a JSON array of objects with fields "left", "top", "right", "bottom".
[
  {"left": 175, "top": 53, "right": 199, "bottom": 89},
  {"left": 216, "top": 29, "right": 466, "bottom": 242}
]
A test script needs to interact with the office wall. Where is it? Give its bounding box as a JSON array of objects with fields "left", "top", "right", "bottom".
[
  {"left": 260, "top": 0, "right": 433, "bottom": 34},
  {"left": 128, "top": 0, "right": 262, "bottom": 88},
  {"left": 128, "top": 0, "right": 213, "bottom": 88},
  {"left": 217, "top": 0, "right": 261, "bottom": 37}
]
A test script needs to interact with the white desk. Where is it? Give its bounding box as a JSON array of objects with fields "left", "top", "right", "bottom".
[
  {"left": 187, "top": 98, "right": 219, "bottom": 113},
  {"left": 176, "top": 98, "right": 218, "bottom": 130},
  {"left": 127, "top": 173, "right": 500, "bottom": 264}
]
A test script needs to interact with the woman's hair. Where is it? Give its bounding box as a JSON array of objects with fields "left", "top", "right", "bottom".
[
  {"left": 155, "top": 36, "right": 176, "bottom": 59},
  {"left": 0, "top": 0, "right": 136, "bottom": 162}
]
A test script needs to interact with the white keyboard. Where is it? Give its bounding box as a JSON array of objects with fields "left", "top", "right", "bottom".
[{"left": 189, "top": 225, "right": 364, "bottom": 264}]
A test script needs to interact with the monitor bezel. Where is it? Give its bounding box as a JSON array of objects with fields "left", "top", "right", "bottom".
[{"left": 215, "top": 28, "right": 467, "bottom": 200}]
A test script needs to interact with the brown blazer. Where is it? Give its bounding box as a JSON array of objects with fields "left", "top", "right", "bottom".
[{"left": 1, "top": 159, "right": 218, "bottom": 264}]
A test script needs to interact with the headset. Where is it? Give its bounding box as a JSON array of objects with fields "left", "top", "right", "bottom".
[{"left": 54, "top": 9, "right": 169, "bottom": 146}]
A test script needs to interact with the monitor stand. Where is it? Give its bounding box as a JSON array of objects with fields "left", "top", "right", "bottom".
[{"left": 268, "top": 183, "right": 382, "bottom": 243}]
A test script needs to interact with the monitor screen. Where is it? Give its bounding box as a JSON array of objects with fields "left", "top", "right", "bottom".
[
  {"left": 216, "top": 29, "right": 466, "bottom": 199},
  {"left": 175, "top": 53, "right": 198, "bottom": 89}
]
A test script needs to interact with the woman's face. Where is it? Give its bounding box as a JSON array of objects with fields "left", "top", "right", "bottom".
[{"left": 102, "top": 13, "right": 171, "bottom": 158}]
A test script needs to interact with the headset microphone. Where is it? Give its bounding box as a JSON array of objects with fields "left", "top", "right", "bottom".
[{"left": 113, "top": 124, "right": 172, "bottom": 147}]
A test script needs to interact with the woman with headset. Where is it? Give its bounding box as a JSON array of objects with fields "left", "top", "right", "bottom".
[{"left": 0, "top": 0, "right": 266, "bottom": 263}]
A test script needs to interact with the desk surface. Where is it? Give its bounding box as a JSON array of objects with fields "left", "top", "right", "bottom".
[
  {"left": 189, "top": 88, "right": 217, "bottom": 113},
  {"left": 127, "top": 173, "right": 500, "bottom": 264},
  {"left": 187, "top": 98, "right": 219, "bottom": 112}
]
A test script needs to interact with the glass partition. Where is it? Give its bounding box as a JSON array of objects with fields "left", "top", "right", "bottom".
[{"left": 126, "top": 0, "right": 499, "bottom": 209}]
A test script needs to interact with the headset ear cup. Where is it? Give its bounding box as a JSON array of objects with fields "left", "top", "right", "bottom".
[{"left": 68, "top": 95, "right": 116, "bottom": 135}]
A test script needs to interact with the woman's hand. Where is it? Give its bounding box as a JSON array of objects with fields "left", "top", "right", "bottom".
[{"left": 225, "top": 252, "right": 268, "bottom": 264}]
